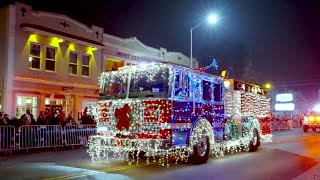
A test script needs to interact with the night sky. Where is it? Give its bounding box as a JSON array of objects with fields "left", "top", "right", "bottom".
[{"left": 1, "top": 0, "right": 320, "bottom": 84}]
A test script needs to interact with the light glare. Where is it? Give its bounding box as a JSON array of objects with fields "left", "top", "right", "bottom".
[
  {"left": 264, "top": 83, "right": 271, "bottom": 89},
  {"left": 312, "top": 104, "right": 320, "bottom": 112},
  {"left": 207, "top": 14, "right": 218, "bottom": 25}
]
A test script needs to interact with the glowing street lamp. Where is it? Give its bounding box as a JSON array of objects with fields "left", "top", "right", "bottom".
[
  {"left": 264, "top": 83, "right": 272, "bottom": 90},
  {"left": 207, "top": 14, "right": 219, "bottom": 25},
  {"left": 190, "top": 13, "right": 219, "bottom": 69}
]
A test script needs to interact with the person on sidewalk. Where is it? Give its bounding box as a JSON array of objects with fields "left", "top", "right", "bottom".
[
  {"left": 23, "top": 110, "right": 35, "bottom": 125},
  {"left": 0, "top": 112, "right": 8, "bottom": 125}
]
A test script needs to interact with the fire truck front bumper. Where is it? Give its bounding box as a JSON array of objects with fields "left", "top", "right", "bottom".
[{"left": 88, "top": 135, "right": 172, "bottom": 158}]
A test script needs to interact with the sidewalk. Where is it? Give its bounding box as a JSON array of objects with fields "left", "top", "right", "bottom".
[
  {"left": 272, "top": 127, "right": 310, "bottom": 141},
  {"left": 294, "top": 162, "right": 320, "bottom": 180},
  {"left": 272, "top": 128, "right": 320, "bottom": 179}
]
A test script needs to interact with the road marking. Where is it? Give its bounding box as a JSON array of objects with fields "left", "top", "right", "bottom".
[{"left": 44, "top": 163, "right": 154, "bottom": 180}]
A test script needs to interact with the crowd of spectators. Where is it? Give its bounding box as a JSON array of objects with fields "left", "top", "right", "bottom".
[
  {"left": 270, "top": 115, "right": 303, "bottom": 125},
  {"left": 0, "top": 108, "right": 96, "bottom": 151},
  {"left": 270, "top": 114, "right": 303, "bottom": 130},
  {"left": 0, "top": 107, "right": 96, "bottom": 128}
]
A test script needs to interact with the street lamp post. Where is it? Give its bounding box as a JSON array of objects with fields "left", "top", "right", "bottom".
[
  {"left": 190, "top": 14, "right": 218, "bottom": 69},
  {"left": 190, "top": 14, "right": 219, "bottom": 114},
  {"left": 190, "top": 22, "right": 202, "bottom": 69}
]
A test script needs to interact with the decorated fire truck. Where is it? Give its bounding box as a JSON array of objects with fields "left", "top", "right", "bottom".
[{"left": 88, "top": 63, "right": 271, "bottom": 165}]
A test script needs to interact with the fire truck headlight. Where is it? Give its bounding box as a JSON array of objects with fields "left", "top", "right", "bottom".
[{"left": 224, "top": 80, "right": 231, "bottom": 89}]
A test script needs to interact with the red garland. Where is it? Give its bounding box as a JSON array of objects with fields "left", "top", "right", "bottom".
[
  {"left": 115, "top": 104, "right": 131, "bottom": 131},
  {"left": 196, "top": 67, "right": 206, "bottom": 72}
]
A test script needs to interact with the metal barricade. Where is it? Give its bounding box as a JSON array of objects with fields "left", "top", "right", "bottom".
[
  {"left": 64, "top": 125, "right": 96, "bottom": 147},
  {"left": 0, "top": 125, "right": 15, "bottom": 151},
  {"left": 18, "top": 125, "right": 63, "bottom": 150}
]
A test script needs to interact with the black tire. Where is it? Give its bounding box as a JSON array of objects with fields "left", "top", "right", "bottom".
[
  {"left": 249, "top": 129, "right": 260, "bottom": 152},
  {"left": 129, "top": 150, "right": 145, "bottom": 159},
  {"left": 303, "top": 126, "right": 309, "bottom": 133},
  {"left": 190, "top": 136, "right": 210, "bottom": 165}
]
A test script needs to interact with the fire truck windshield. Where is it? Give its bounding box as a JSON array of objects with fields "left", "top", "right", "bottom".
[{"left": 99, "top": 67, "right": 170, "bottom": 100}]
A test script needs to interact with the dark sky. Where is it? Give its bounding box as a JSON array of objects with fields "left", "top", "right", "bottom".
[{"left": 1, "top": 0, "right": 320, "bottom": 84}]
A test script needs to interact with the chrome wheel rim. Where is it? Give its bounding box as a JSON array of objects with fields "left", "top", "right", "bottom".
[
  {"left": 197, "top": 136, "right": 208, "bottom": 157},
  {"left": 252, "top": 130, "right": 258, "bottom": 146}
]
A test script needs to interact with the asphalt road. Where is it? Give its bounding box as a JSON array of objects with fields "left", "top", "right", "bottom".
[{"left": 1, "top": 130, "right": 320, "bottom": 180}]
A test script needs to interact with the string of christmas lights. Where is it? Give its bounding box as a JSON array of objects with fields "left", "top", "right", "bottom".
[{"left": 196, "top": 59, "right": 219, "bottom": 73}]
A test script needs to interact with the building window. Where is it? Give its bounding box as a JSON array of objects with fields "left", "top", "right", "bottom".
[
  {"left": 45, "top": 98, "right": 73, "bottom": 117},
  {"left": 69, "top": 52, "right": 77, "bottom": 75},
  {"left": 82, "top": 55, "right": 90, "bottom": 76},
  {"left": 45, "top": 47, "right": 56, "bottom": 71},
  {"left": 82, "top": 100, "right": 97, "bottom": 114},
  {"left": 16, "top": 96, "right": 38, "bottom": 119},
  {"left": 105, "top": 60, "right": 124, "bottom": 72},
  {"left": 29, "top": 43, "right": 41, "bottom": 69}
]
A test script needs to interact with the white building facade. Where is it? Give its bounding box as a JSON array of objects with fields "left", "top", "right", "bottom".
[{"left": 0, "top": 2, "right": 198, "bottom": 120}]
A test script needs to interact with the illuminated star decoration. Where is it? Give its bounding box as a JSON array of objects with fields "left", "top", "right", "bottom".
[{"left": 196, "top": 59, "right": 219, "bottom": 72}]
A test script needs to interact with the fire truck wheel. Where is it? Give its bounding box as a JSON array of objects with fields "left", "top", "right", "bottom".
[
  {"left": 303, "top": 125, "right": 309, "bottom": 133},
  {"left": 249, "top": 128, "right": 260, "bottom": 152},
  {"left": 191, "top": 136, "right": 210, "bottom": 164}
]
